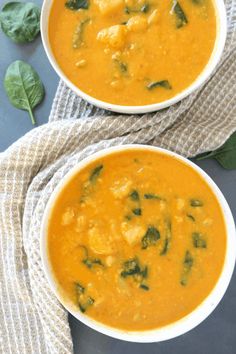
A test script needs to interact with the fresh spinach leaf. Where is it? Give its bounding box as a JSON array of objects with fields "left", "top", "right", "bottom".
[
  {"left": 196, "top": 132, "right": 236, "bottom": 170},
  {"left": 180, "top": 250, "right": 194, "bottom": 286},
  {"left": 65, "top": 0, "right": 89, "bottom": 11},
  {"left": 160, "top": 219, "right": 171, "bottom": 255},
  {"left": 142, "top": 226, "right": 160, "bottom": 249},
  {"left": 190, "top": 199, "right": 203, "bottom": 207},
  {"left": 192, "top": 232, "right": 207, "bottom": 248},
  {"left": 4, "top": 60, "right": 44, "bottom": 125},
  {"left": 0, "top": 2, "right": 40, "bottom": 43},
  {"left": 173, "top": 1, "right": 188, "bottom": 28},
  {"left": 147, "top": 80, "right": 172, "bottom": 90}
]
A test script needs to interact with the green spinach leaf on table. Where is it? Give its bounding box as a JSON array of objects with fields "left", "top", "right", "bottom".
[
  {"left": 4, "top": 60, "right": 45, "bottom": 125},
  {"left": 0, "top": 2, "right": 40, "bottom": 43},
  {"left": 196, "top": 132, "right": 236, "bottom": 170}
]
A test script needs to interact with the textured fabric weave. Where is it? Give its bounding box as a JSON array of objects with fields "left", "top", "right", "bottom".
[{"left": 0, "top": 1, "right": 236, "bottom": 353}]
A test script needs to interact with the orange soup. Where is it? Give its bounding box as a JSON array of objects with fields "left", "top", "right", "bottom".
[
  {"left": 47, "top": 149, "right": 226, "bottom": 330},
  {"left": 49, "top": 0, "right": 217, "bottom": 106}
]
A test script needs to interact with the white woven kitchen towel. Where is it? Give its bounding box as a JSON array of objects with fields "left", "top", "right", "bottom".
[{"left": 0, "top": 1, "right": 236, "bottom": 353}]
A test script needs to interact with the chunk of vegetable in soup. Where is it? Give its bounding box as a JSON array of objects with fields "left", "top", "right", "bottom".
[
  {"left": 47, "top": 150, "right": 226, "bottom": 330},
  {"left": 49, "top": 0, "right": 217, "bottom": 106}
]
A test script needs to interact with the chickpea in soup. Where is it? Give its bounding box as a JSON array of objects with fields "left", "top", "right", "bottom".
[
  {"left": 47, "top": 150, "right": 226, "bottom": 331},
  {"left": 49, "top": 0, "right": 217, "bottom": 106}
]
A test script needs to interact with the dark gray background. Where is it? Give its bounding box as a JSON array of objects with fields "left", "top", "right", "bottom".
[{"left": 0, "top": 1, "right": 235, "bottom": 352}]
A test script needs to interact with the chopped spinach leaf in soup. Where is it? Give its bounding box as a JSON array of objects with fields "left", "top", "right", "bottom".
[
  {"left": 65, "top": 0, "right": 90, "bottom": 11},
  {"left": 75, "top": 282, "right": 95, "bottom": 313},
  {"left": 129, "top": 190, "right": 140, "bottom": 201},
  {"left": 192, "top": 232, "right": 207, "bottom": 248},
  {"left": 79, "top": 245, "right": 104, "bottom": 269},
  {"left": 190, "top": 199, "right": 204, "bottom": 207},
  {"left": 186, "top": 214, "right": 195, "bottom": 221},
  {"left": 75, "top": 282, "right": 85, "bottom": 295},
  {"left": 180, "top": 251, "right": 194, "bottom": 286},
  {"left": 89, "top": 164, "right": 104, "bottom": 183},
  {"left": 160, "top": 218, "right": 172, "bottom": 255},
  {"left": 147, "top": 80, "right": 172, "bottom": 90},
  {"left": 144, "top": 193, "right": 163, "bottom": 200},
  {"left": 172, "top": 1, "right": 188, "bottom": 28},
  {"left": 72, "top": 18, "right": 90, "bottom": 49},
  {"left": 79, "top": 296, "right": 95, "bottom": 313},
  {"left": 132, "top": 208, "right": 142, "bottom": 216},
  {"left": 142, "top": 226, "right": 160, "bottom": 249}
]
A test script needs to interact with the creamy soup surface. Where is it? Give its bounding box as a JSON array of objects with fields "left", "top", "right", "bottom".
[
  {"left": 49, "top": 0, "right": 217, "bottom": 106},
  {"left": 47, "top": 150, "right": 226, "bottom": 330}
]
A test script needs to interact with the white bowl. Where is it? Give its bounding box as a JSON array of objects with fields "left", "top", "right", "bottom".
[
  {"left": 41, "top": 144, "right": 236, "bottom": 342},
  {"left": 41, "top": 0, "right": 227, "bottom": 114}
]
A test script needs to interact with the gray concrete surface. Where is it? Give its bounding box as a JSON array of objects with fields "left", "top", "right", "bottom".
[{"left": 0, "top": 1, "right": 235, "bottom": 352}]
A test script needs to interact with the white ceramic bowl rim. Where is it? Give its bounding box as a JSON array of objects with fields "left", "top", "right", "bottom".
[
  {"left": 40, "top": 144, "right": 236, "bottom": 343},
  {"left": 40, "top": 0, "right": 227, "bottom": 114}
]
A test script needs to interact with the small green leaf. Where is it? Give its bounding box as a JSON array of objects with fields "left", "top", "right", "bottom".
[
  {"left": 144, "top": 193, "right": 163, "bottom": 200},
  {"left": 140, "top": 284, "right": 149, "bottom": 291},
  {"left": 4, "top": 60, "right": 44, "bottom": 125},
  {"left": 173, "top": 1, "right": 188, "bottom": 28},
  {"left": 0, "top": 2, "right": 40, "bottom": 43},
  {"left": 120, "top": 258, "right": 149, "bottom": 288},
  {"left": 180, "top": 250, "right": 194, "bottom": 286},
  {"left": 186, "top": 214, "right": 195, "bottom": 222},
  {"left": 89, "top": 164, "right": 103, "bottom": 183},
  {"left": 129, "top": 190, "right": 140, "bottom": 201},
  {"left": 160, "top": 219, "right": 171, "bottom": 255},
  {"left": 72, "top": 18, "right": 90, "bottom": 48},
  {"left": 190, "top": 199, "right": 203, "bottom": 207},
  {"left": 147, "top": 80, "right": 172, "bottom": 90},
  {"left": 75, "top": 282, "right": 85, "bottom": 295},
  {"left": 65, "top": 0, "right": 89, "bottom": 11},
  {"left": 196, "top": 132, "right": 236, "bottom": 170},
  {"left": 142, "top": 226, "right": 160, "bottom": 249},
  {"left": 79, "top": 296, "right": 94, "bottom": 313},
  {"left": 121, "top": 258, "right": 141, "bottom": 278},
  {"left": 80, "top": 245, "right": 104, "bottom": 269},
  {"left": 132, "top": 208, "right": 142, "bottom": 216},
  {"left": 192, "top": 232, "right": 207, "bottom": 248}
]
